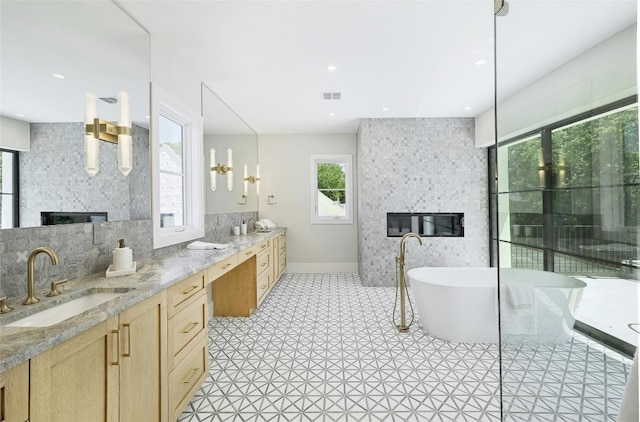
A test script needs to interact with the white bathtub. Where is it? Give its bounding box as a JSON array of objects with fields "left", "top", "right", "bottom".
[{"left": 407, "top": 267, "right": 587, "bottom": 344}]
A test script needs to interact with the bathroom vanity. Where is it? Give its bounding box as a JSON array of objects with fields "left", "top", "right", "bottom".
[{"left": 0, "top": 228, "right": 286, "bottom": 422}]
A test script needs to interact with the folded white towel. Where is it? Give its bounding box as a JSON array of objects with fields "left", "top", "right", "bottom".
[
  {"left": 187, "top": 241, "right": 229, "bottom": 250},
  {"left": 504, "top": 281, "right": 536, "bottom": 316}
]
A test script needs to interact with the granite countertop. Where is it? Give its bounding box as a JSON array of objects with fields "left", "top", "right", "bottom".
[{"left": 0, "top": 228, "right": 284, "bottom": 374}]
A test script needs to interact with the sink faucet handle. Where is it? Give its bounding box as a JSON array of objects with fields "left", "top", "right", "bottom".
[
  {"left": 47, "top": 279, "right": 69, "bottom": 297},
  {"left": 0, "top": 296, "right": 12, "bottom": 314}
]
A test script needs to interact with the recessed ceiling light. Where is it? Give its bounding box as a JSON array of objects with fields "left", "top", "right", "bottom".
[
  {"left": 329, "top": 112, "right": 335, "bottom": 117},
  {"left": 52, "top": 73, "right": 66, "bottom": 79},
  {"left": 15, "top": 113, "right": 25, "bottom": 117},
  {"left": 145, "top": 115, "right": 150, "bottom": 119},
  {"left": 474, "top": 59, "right": 487, "bottom": 66},
  {"left": 382, "top": 107, "right": 391, "bottom": 112},
  {"left": 463, "top": 106, "right": 472, "bottom": 111},
  {"left": 327, "top": 65, "right": 337, "bottom": 73}
]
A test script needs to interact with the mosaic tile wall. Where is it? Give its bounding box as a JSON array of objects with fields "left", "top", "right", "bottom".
[
  {"left": 20, "top": 123, "right": 150, "bottom": 227},
  {"left": 356, "top": 118, "right": 489, "bottom": 287},
  {"left": 0, "top": 211, "right": 256, "bottom": 299}
]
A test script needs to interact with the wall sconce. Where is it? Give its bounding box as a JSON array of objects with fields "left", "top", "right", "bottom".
[
  {"left": 239, "top": 164, "right": 260, "bottom": 204},
  {"left": 84, "top": 90, "right": 133, "bottom": 177},
  {"left": 210, "top": 147, "right": 233, "bottom": 191},
  {"left": 557, "top": 152, "right": 567, "bottom": 188},
  {"left": 538, "top": 148, "right": 547, "bottom": 189}
]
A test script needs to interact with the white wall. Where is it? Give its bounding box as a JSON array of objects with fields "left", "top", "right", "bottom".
[
  {"left": 476, "top": 24, "right": 637, "bottom": 147},
  {"left": 257, "top": 134, "right": 358, "bottom": 273},
  {"left": 0, "top": 116, "right": 30, "bottom": 151}
]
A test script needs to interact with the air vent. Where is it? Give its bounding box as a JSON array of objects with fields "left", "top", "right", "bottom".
[
  {"left": 99, "top": 97, "right": 118, "bottom": 104},
  {"left": 322, "top": 92, "right": 341, "bottom": 100}
]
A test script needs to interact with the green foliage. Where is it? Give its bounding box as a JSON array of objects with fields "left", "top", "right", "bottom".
[
  {"left": 317, "top": 163, "right": 346, "bottom": 203},
  {"left": 505, "top": 105, "right": 639, "bottom": 226}
]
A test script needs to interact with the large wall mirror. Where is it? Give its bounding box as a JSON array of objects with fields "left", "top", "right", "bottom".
[
  {"left": 202, "top": 83, "right": 258, "bottom": 214},
  {"left": 0, "top": 0, "right": 150, "bottom": 229}
]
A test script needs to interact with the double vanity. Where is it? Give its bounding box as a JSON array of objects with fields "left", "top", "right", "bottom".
[{"left": 0, "top": 228, "right": 286, "bottom": 422}]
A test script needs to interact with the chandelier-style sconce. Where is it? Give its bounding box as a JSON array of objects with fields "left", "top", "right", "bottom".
[
  {"left": 210, "top": 147, "right": 233, "bottom": 191},
  {"left": 239, "top": 164, "right": 260, "bottom": 205},
  {"left": 84, "top": 90, "right": 133, "bottom": 177}
]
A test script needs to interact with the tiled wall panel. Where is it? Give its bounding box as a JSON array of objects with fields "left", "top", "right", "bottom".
[
  {"left": 357, "top": 118, "right": 489, "bottom": 286},
  {"left": 0, "top": 212, "right": 256, "bottom": 299}
]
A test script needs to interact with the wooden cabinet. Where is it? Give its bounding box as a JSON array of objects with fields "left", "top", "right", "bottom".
[
  {"left": 29, "top": 293, "right": 167, "bottom": 422},
  {"left": 256, "top": 240, "right": 271, "bottom": 305},
  {"left": 274, "top": 231, "right": 287, "bottom": 283},
  {"left": 167, "top": 273, "right": 208, "bottom": 421},
  {"left": 118, "top": 293, "right": 167, "bottom": 422},
  {"left": 0, "top": 360, "right": 29, "bottom": 422},
  {"left": 30, "top": 317, "right": 120, "bottom": 422}
]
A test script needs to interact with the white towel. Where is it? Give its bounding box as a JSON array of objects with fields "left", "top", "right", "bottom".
[
  {"left": 504, "top": 281, "right": 536, "bottom": 316},
  {"left": 187, "top": 241, "right": 229, "bottom": 250}
]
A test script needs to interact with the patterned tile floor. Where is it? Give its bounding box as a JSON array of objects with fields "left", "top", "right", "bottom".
[{"left": 178, "top": 272, "right": 631, "bottom": 422}]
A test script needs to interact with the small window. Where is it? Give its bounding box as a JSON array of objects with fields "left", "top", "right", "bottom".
[
  {"left": 310, "top": 154, "right": 353, "bottom": 224},
  {"left": 151, "top": 84, "right": 204, "bottom": 249}
]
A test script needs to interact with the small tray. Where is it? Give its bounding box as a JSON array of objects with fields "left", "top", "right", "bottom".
[{"left": 106, "top": 261, "right": 137, "bottom": 278}]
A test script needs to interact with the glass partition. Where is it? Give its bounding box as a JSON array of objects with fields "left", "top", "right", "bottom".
[{"left": 495, "top": 1, "right": 638, "bottom": 420}]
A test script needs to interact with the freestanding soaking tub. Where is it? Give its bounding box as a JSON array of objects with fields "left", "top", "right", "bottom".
[{"left": 407, "top": 267, "right": 587, "bottom": 344}]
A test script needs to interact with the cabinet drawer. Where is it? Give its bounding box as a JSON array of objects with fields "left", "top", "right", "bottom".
[
  {"left": 168, "top": 293, "right": 207, "bottom": 369},
  {"left": 207, "top": 254, "right": 238, "bottom": 283},
  {"left": 169, "top": 341, "right": 208, "bottom": 421},
  {"left": 279, "top": 254, "right": 286, "bottom": 273},
  {"left": 255, "top": 239, "right": 270, "bottom": 255},
  {"left": 256, "top": 271, "right": 270, "bottom": 303},
  {"left": 256, "top": 249, "right": 270, "bottom": 277},
  {"left": 278, "top": 231, "right": 286, "bottom": 241},
  {"left": 168, "top": 271, "right": 205, "bottom": 317},
  {"left": 279, "top": 238, "right": 286, "bottom": 255}
]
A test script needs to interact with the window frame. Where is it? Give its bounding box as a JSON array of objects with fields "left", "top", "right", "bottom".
[
  {"left": 151, "top": 84, "right": 204, "bottom": 249},
  {"left": 310, "top": 154, "right": 353, "bottom": 225},
  {"left": 0, "top": 148, "right": 19, "bottom": 228}
]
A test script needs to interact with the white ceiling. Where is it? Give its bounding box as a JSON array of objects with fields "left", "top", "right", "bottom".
[{"left": 1, "top": 1, "right": 636, "bottom": 135}]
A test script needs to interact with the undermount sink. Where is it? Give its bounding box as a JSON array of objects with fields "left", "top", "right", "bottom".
[{"left": 5, "top": 288, "right": 131, "bottom": 328}]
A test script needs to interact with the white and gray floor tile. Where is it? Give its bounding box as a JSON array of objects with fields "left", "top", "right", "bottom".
[{"left": 179, "top": 272, "right": 631, "bottom": 422}]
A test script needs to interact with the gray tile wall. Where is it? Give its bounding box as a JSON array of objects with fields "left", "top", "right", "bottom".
[
  {"left": 0, "top": 211, "right": 256, "bottom": 299},
  {"left": 20, "top": 123, "right": 150, "bottom": 227},
  {"left": 356, "top": 118, "right": 489, "bottom": 287}
]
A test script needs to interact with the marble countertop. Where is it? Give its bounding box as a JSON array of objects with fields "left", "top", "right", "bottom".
[{"left": 0, "top": 228, "right": 284, "bottom": 374}]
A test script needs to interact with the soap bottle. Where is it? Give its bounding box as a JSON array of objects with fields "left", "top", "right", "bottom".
[
  {"left": 113, "top": 239, "right": 133, "bottom": 271},
  {"left": 241, "top": 221, "right": 248, "bottom": 235}
]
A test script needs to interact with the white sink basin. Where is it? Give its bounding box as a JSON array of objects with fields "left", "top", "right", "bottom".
[{"left": 5, "top": 293, "right": 122, "bottom": 328}]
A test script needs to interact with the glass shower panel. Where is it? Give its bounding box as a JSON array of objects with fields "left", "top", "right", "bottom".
[{"left": 495, "top": 1, "right": 638, "bottom": 421}]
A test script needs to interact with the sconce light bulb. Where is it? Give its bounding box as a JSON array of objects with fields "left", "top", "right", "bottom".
[{"left": 118, "top": 134, "right": 133, "bottom": 176}]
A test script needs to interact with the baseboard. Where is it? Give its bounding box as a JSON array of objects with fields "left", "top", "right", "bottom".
[{"left": 286, "top": 263, "right": 359, "bottom": 273}]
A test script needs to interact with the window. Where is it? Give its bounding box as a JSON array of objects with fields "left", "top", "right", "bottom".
[
  {"left": 151, "top": 84, "right": 204, "bottom": 249},
  {"left": 0, "top": 149, "right": 19, "bottom": 228},
  {"left": 495, "top": 97, "right": 638, "bottom": 274},
  {"left": 310, "top": 154, "right": 353, "bottom": 224}
]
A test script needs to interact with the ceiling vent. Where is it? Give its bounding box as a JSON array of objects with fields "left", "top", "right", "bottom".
[
  {"left": 99, "top": 97, "right": 118, "bottom": 104},
  {"left": 322, "top": 92, "right": 341, "bottom": 100}
]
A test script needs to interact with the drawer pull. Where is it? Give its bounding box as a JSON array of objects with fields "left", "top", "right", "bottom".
[
  {"left": 181, "top": 368, "right": 199, "bottom": 384},
  {"left": 122, "top": 323, "right": 132, "bottom": 357},
  {"left": 245, "top": 251, "right": 253, "bottom": 256},
  {"left": 181, "top": 285, "right": 198, "bottom": 295},
  {"left": 260, "top": 284, "right": 267, "bottom": 291},
  {"left": 111, "top": 329, "right": 120, "bottom": 366},
  {"left": 221, "top": 263, "right": 232, "bottom": 269},
  {"left": 182, "top": 322, "right": 199, "bottom": 334},
  {"left": 261, "top": 244, "right": 267, "bottom": 249},
  {"left": 260, "top": 262, "right": 268, "bottom": 268}
]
